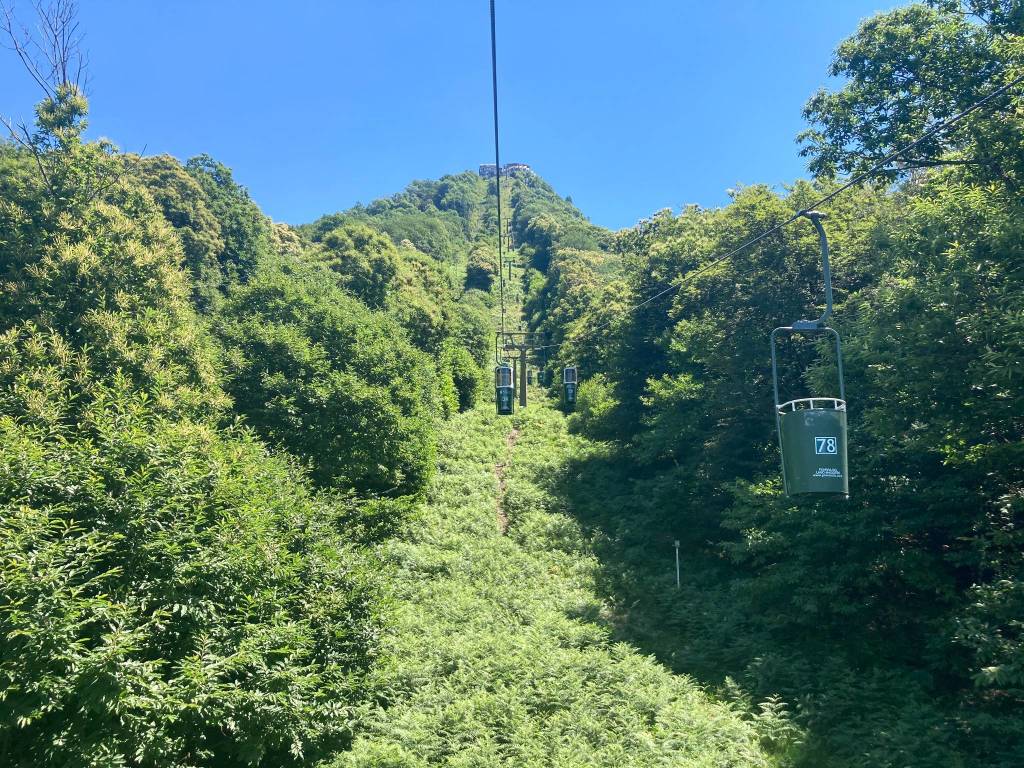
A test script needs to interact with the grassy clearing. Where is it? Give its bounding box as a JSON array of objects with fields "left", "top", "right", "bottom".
[{"left": 331, "top": 395, "right": 774, "bottom": 767}]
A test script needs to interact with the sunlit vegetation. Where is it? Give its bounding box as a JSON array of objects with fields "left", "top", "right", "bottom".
[
  {"left": 1, "top": 0, "right": 1023, "bottom": 765},
  {"left": 0, "top": 49, "right": 489, "bottom": 762},
  {"left": 528, "top": 4, "right": 1024, "bottom": 766},
  {"left": 332, "top": 403, "right": 777, "bottom": 767}
]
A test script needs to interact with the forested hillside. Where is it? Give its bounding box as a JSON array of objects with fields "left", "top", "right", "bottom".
[
  {"left": 1, "top": 0, "right": 1022, "bottom": 766},
  {"left": 0, "top": 77, "right": 488, "bottom": 763}
]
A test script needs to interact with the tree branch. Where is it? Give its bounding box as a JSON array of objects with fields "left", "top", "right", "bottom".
[
  {"left": 0, "top": 1, "right": 55, "bottom": 97},
  {"left": 0, "top": 0, "right": 86, "bottom": 96},
  {"left": 0, "top": 113, "right": 55, "bottom": 195}
]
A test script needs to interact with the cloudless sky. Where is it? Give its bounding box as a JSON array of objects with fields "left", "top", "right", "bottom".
[{"left": 0, "top": 1, "right": 903, "bottom": 230}]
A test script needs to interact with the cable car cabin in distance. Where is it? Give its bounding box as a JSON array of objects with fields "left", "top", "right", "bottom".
[
  {"left": 770, "top": 212, "right": 849, "bottom": 497},
  {"left": 562, "top": 365, "right": 578, "bottom": 411},
  {"left": 495, "top": 362, "right": 514, "bottom": 415}
]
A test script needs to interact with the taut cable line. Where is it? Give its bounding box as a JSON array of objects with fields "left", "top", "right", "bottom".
[
  {"left": 532, "top": 70, "right": 1024, "bottom": 354},
  {"left": 489, "top": 0, "right": 506, "bottom": 338}
]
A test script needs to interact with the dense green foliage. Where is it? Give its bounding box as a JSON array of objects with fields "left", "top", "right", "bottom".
[
  {"left": 800, "top": 1, "right": 1023, "bottom": 185},
  {"left": 184, "top": 154, "right": 274, "bottom": 285},
  {"left": 0, "top": 115, "right": 225, "bottom": 423},
  {"left": 215, "top": 258, "right": 439, "bottom": 494},
  {"left": 4, "top": 1, "right": 1024, "bottom": 764},
  {"left": 332, "top": 403, "right": 777, "bottom": 767},
  {"left": 0, "top": 372, "right": 380, "bottom": 766},
  {"left": 310, "top": 223, "right": 398, "bottom": 309},
  {"left": 131, "top": 154, "right": 227, "bottom": 309},
  {"left": 0, "top": 78, "right": 489, "bottom": 765}
]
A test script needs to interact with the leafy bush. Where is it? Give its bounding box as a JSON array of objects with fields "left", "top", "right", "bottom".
[
  {"left": 314, "top": 223, "right": 398, "bottom": 309},
  {"left": 386, "top": 247, "right": 458, "bottom": 354},
  {"left": 440, "top": 343, "right": 482, "bottom": 412},
  {"left": 0, "top": 140, "right": 227, "bottom": 422},
  {"left": 455, "top": 291, "right": 493, "bottom": 365},
  {"left": 216, "top": 260, "right": 439, "bottom": 494},
  {"left": 185, "top": 154, "right": 273, "bottom": 284},
  {"left": 0, "top": 375, "right": 382, "bottom": 767},
  {"left": 132, "top": 154, "right": 226, "bottom": 310},
  {"left": 464, "top": 244, "right": 496, "bottom": 291},
  {"left": 566, "top": 372, "right": 619, "bottom": 440}
]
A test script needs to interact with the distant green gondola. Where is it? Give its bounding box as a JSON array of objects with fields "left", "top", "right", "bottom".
[
  {"left": 562, "top": 365, "right": 578, "bottom": 410},
  {"left": 495, "top": 362, "right": 514, "bottom": 415}
]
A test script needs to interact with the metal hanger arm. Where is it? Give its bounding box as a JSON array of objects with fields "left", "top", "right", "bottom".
[{"left": 793, "top": 210, "right": 833, "bottom": 330}]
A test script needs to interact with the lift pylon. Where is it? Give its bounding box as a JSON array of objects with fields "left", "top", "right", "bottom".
[{"left": 494, "top": 331, "right": 550, "bottom": 409}]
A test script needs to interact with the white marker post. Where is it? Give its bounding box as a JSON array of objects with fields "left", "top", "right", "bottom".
[{"left": 674, "top": 540, "right": 680, "bottom": 589}]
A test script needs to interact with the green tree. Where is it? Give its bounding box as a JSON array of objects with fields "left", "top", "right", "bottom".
[
  {"left": 0, "top": 92, "right": 227, "bottom": 421},
  {"left": 315, "top": 222, "right": 399, "bottom": 309},
  {"left": 216, "top": 259, "right": 438, "bottom": 494},
  {"left": 800, "top": 2, "right": 1024, "bottom": 187},
  {"left": 132, "top": 154, "right": 226, "bottom": 309},
  {"left": 464, "top": 243, "right": 497, "bottom": 291},
  {"left": 186, "top": 153, "right": 272, "bottom": 283}
]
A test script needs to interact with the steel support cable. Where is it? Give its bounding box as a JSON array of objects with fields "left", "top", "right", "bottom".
[
  {"left": 532, "top": 70, "right": 1024, "bottom": 354},
  {"left": 490, "top": 0, "right": 506, "bottom": 339}
]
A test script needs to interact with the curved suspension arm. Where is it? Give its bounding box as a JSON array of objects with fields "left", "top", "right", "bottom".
[
  {"left": 794, "top": 210, "right": 833, "bottom": 330},
  {"left": 771, "top": 213, "right": 845, "bottom": 411}
]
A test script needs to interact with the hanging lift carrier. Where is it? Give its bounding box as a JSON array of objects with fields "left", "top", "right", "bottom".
[
  {"left": 770, "top": 211, "right": 849, "bottom": 497},
  {"left": 562, "top": 365, "right": 578, "bottom": 410},
  {"left": 495, "top": 361, "right": 514, "bottom": 415}
]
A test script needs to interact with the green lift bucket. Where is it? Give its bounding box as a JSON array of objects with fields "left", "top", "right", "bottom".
[
  {"left": 770, "top": 211, "right": 849, "bottom": 497},
  {"left": 495, "top": 363, "right": 514, "bottom": 416},
  {"left": 563, "top": 365, "right": 578, "bottom": 410},
  {"left": 776, "top": 397, "right": 848, "bottom": 495}
]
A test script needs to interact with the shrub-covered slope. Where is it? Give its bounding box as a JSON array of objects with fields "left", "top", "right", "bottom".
[
  {"left": 0, "top": 84, "right": 495, "bottom": 766},
  {"left": 333, "top": 401, "right": 776, "bottom": 767}
]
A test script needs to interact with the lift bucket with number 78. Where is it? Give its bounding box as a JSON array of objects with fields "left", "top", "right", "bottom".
[{"left": 777, "top": 397, "right": 849, "bottom": 496}]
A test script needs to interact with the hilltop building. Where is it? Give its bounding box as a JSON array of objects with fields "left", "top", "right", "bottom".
[
  {"left": 503, "top": 163, "right": 532, "bottom": 176},
  {"left": 478, "top": 162, "right": 533, "bottom": 179}
]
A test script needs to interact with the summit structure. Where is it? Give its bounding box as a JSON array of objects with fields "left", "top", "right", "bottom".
[{"left": 478, "top": 162, "right": 533, "bottom": 178}]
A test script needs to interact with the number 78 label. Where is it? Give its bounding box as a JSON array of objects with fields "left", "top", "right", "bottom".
[{"left": 815, "top": 436, "right": 838, "bottom": 455}]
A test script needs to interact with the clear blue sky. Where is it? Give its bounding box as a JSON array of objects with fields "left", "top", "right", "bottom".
[{"left": 0, "top": 0, "right": 902, "bottom": 230}]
